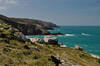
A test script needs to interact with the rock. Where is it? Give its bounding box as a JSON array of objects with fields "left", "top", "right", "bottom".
[
  {"left": 24, "top": 45, "right": 30, "bottom": 49},
  {"left": 44, "top": 36, "right": 58, "bottom": 44},
  {"left": 51, "top": 55, "right": 77, "bottom": 66},
  {"left": 74, "top": 45, "right": 83, "bottom": 51},
  {"left": 24, "top": 45, "right": 40, "bottom": 51},
  {"left": 14, "top": 32, "right": 28, "bottom": 41},
  {"left": 60, "top": 44, "right": 66, "bottom": 48},
  {"left": 29, "top": 46, "right": 40, "bottom": 51},
  {"left": 51, "top": 55, "right": 61, "bottom": 66},
  {"left": 51, "top": 32, "right": 64, "bottom": 35},
  {"left": 29, "top": 38, "right": 43, "bottom": 43},
  {"left": 59, "top": 43, "right": 67, "bottom": 48}
]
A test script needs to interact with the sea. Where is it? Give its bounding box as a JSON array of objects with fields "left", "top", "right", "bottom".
[{"left": 27, "top": 26, "right": 100, "bottom": 56}]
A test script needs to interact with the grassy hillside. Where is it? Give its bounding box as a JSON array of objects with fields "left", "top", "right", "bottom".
[{"left": 0, "top": 22, "right": 100, "bottom": 66}]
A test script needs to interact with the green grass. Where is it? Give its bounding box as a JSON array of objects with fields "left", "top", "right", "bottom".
[
  {"left": 0, "top": 24, "right": 100, "bottom": 66},
  {"left": 0, "top": 40, "right": 100, "bottom": 66}
]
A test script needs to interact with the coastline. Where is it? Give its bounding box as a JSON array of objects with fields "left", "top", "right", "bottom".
[
  {"left": 26, "top": 26, "right": 100, "bottom": 56},
  {"left": 26, "top": 35, "right": 100, "bottom": 58},
  {"left": 1, "top": 14, "right": 100, "bottom": 66}
]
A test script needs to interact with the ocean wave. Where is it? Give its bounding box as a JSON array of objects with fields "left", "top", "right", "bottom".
[
  {"left": 81, "top": 33, "right": 90, "bottom": 36},
  {"left": 65, "top": 34, "right": 75, "bottom": 37}
]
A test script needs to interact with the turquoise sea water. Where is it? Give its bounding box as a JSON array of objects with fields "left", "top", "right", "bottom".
[{"left": 27, "top": 26, "right": 100, "bottom": 56}]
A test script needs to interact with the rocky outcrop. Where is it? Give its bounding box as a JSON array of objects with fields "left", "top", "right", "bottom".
[
  {"left": 0, "top": 22, "right": 28, "bottom": 42},
  {"left": 44, "top": 36, "right": 58, "bottom": 44},
  {"left": 29, "top": 38, "right": 43, "bottom": 43},
  {"left": 51, "top": 55, "right": 77, "bottom": 66},
  {"left": 51, "top": 55, "right": 61, "bottom": 66},
  {"left": 59, "top": 43, "right": 67, "bottom": 48},
  {"left": 74, "top": 45, "right": 83, "bottom": 51},
  {"left": 14, "top": 32, "right": 28, "bottom": 41}
]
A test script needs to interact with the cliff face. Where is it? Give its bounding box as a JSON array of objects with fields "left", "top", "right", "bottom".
[{"left": 0, "top": 14, "right": 58, "bottom": 35}]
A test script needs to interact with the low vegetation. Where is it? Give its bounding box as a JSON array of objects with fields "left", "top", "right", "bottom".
[{"left": 0, "top": 17, "right": 100, "bottom": 66}]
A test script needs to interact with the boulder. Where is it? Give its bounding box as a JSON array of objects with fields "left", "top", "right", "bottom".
[
  {"left": 44, "top": 36, "right": 58, "bottom": 44},
  {"left": 29, "top": 38, "right": 43, "bottom": 43},
  {"left": 60, "top": 44, "right": 66, "bottom": 48},
  {"left": 51, "top": 55, "right": 61, "bottom": 66},
  {"left": 51, "top": 55, "right": 77, "bottom": 66},
  {"left": 59, "top": 43, "right": 67, "bottom": 48},
  {"left": 14, "top": 32, "right": 28, "bottom": 41},
  {"left": 74, "top": 45, "right": 83, "bottom": 51}
]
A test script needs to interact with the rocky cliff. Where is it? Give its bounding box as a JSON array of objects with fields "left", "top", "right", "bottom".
[{"left": 0, "top": 14, "right": 58, "bottom": 35}]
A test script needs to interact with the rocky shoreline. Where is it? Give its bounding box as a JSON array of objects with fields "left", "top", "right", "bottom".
[
  {"left": 0, "top": 14, "right": 58, "bottom": 35},
  {"left": 1, "top": 14, "right": 100, "bottom": 66},
  {"left": 28, "top": 35, "right": 100, "bottom": 57}
]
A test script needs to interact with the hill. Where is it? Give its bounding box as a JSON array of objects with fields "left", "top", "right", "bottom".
[
  {"left": 0, "top": 15, "right": 100, "bottom": 66},
  {"left": 0, "top": 14, "right": 58, "bottom": 35}
]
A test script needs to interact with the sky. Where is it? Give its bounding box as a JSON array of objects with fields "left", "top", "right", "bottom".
[{"left": 0, "top": 0, "right": 100, "bottom": 26}]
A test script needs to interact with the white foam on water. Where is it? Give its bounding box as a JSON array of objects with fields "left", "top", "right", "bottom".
[
  {"left": 65, "top": 34, "right": 75, "bottom": 37},
  {"left": 81, "top": 33, "right": 90, "bottom": 36}
]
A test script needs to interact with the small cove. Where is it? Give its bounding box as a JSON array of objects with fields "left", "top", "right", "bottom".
[{"left": 27, "top": 26, "right": 100, "bottom": 56}]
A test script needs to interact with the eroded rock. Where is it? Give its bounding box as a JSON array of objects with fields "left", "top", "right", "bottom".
[
  {"left": 74, "top": 45, "right": 83, "bottom": 51},
  {"left": 44, "top": 36, "right": 58, "bottom": 44}
]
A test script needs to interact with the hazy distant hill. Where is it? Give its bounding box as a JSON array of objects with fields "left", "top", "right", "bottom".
[{"left": 0, "top": 14, "right": 58, "bottom": 35}]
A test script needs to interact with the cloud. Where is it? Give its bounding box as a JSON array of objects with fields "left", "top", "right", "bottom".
[
  {"left": 5, "top": 0, "right": 17, "bottom": 4},
  {"left": 0, "top": 6, "right": 7, "bottom": 11},
  {"left": 0, "top": 0, "right": 18, "bottom": 11},
  {"left": 0, "top": 0, "right": 17, "bottom": 4}
]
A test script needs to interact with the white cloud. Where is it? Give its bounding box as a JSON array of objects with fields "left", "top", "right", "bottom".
[
  {"left": 0, "top": 0, "right": 18, "bottom": 5},
  {"left": 5, "top": 0, "right": 17, "bottom": 4},
  {"left": 0, "top": 6, "right": 7, "bottom": 11},
  {"left": 0, "top": 0, "right": 18, "bottom": 11}
]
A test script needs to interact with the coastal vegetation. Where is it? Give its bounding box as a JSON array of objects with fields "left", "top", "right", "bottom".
[{"left": 0, "top": 14, "right": 100, "bottom": 66}]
